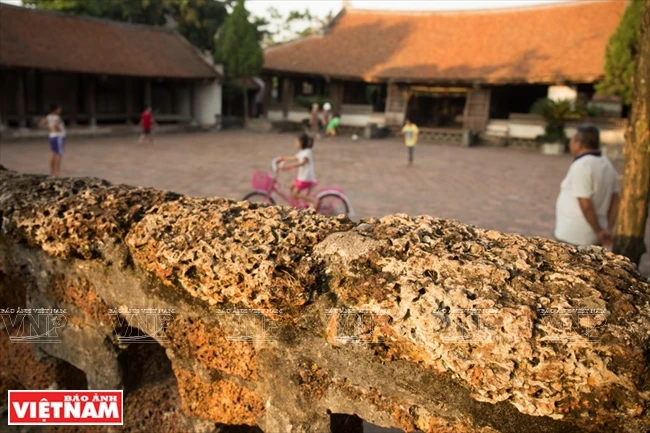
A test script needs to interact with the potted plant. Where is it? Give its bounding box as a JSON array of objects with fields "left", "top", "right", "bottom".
[{"left": 530, "top": 98, "right": 587, "bottom": 155}]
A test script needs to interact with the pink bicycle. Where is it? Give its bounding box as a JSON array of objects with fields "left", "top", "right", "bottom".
[{"left": 243, "top": 158, "right": 352, "bottom": 217}]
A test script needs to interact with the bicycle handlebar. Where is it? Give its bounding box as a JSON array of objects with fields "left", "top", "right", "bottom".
[
  {"left": 271, "top": 157, "right": 285, "bottom": 173},
  {"left": 271, "top": 157, "right": 293, "bottom": 174}
]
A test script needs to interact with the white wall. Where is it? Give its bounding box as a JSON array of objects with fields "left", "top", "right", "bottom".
[
  {"left": 508, "top": 123, "right": 545, "bottom": 139},
  {"left": 548, "top": 85, "right": 577, "bottom": 102},
  {"left": 339, "top": 113, "right": 386, "bottom": 127},
  {"left": 268, "top": 109, "right": 308, "bottom": 123},
  {"left": 194, "top": 79, "right": 222, "bottom": 126},
  {"left": 485, "top": 119, "right": 625, "bottom": 147},
  {"left": 267, "top": 109, "right": 387, "bottom": 127},
  {"left": 591, "top": 100, "right": 622, "bottom": 117}
]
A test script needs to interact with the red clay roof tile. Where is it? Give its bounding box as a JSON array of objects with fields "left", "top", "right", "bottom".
[
  {"left": 263, "top": 1, "right": 626, "bottom": 84},
  {"left": 0, "top": 4, "right": 219, "bottom": 79}
]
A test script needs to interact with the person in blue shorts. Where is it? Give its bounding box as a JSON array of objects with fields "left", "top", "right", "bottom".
[{"left": 39, "top": 104, "right": 66, "bottom": 176}]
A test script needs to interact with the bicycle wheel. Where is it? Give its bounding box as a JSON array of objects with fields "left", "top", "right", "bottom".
[
  {"left": 317, "top": 193, "right": 349, "bottom": 217},
  {"left": 242, "top": 192, "right": 276, "bottom": 205}
]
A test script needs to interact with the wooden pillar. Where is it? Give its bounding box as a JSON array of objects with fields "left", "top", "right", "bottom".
[
  {"left": 385, "top": 82, "right": 407, "bottom": 126},
  {"left": 35, "top": 70, "right": 43, "bottom": 115},
  {"left": 69, "top": 74, "right": 78, "bottom": 126},
  {"left": 262, "top": 75, "right": 272, "bottom": 117},
  {"left": 125, "top": 78, "right": 133, "bottom": 124},
  {"left": 16, "top": 70, "right": 27, "bottom": 129},
  {"left": 403, "top": 85, "right": 412, "bottom": 121},
  {"left": 330, "top": 81, "right": 344, "bottom": 114},
  {"left": 0, "top": 72, "right": 5, "bottom": 132},
  {"left": 144, "top": 79, "right": 152, "bottom": 108},
  {"left": 189, "top": 80, "right": 196, "bottom": 123},
  {"left": 281, "top": 77, "right": 294, "bottom": 119},
  {"left": 170, "top": 82, "right": 177, "bottom": 115},
  {"left": 87, "top": 75, "right": 97, "bottom": 128}
]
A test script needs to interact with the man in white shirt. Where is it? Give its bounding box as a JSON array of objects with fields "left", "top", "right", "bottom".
[
  {"left": 39, "top": 104, "right": 66, "bottom": 177},
  {"left": 555, "top": 125, "right": 620, "bottom": 247}
]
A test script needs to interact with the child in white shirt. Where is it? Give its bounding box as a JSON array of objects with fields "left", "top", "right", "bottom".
[{"left": 278, "top": 133, "right": 318, "bottom": 209}]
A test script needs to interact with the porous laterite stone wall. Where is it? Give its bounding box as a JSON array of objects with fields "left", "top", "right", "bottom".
[{"left": 1, "top": 166, "right": 649, "bottom": 433}]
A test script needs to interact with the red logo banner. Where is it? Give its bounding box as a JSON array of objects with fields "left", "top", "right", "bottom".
[{"left": 8, "top": 390, "right": 123, "bottom": 425}]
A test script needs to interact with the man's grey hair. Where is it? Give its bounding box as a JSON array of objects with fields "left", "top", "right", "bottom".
[{"left": 575, "top": 124, "right": 600, "bottom": 150}]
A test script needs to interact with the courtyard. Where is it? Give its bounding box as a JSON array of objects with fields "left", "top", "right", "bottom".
[{"left": 1, "top": 130, "right": 574, "bottom": 239}]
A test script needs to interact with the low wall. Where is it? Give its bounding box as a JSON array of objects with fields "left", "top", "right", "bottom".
[
  {"left": 1, "top": 168, "right": 649, "bottom": 432},
  {"left": 267, "top": 110, "right": 387, "bottom": 128},
  {"left": 484, "top": 117, "right": 627, "bottom": 160}
]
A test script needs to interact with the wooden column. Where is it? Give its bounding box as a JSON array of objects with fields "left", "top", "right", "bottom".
[
  {"left": 281, "top": 77, "right": 294, "bottom": 119},
  {"left": 87, "top": 75, "right": 97, "bottom": 128},
  {"left": 262, "top": 75, "right": 272, "bottom": 117},
  {"left": 330, "top": 81, "right": 344, "bottom": 114},
  {"left": 69, "top": 74, "right": 78, "bottom": 126},
  {"left": 125, "top": 78, "right": 133, "bottom": 124},
  {"left": 0, "top": 72, "right": 5, "bottom": 131},
  {"left": 170, "top": 82, "right": 177, "bottom": 115},
  {"left": 16, "top": 70, "right": 26, "bottom": 129},
  {"left": 35, "top": 70, "right": 43, "bottom": 115},
  {"left": 189, "top": 80, "right": 196, "bottom": 123},
  {"left": 403, "top": 86, "right": 412, "bottom": 121},
  {"left": 144, "top": 79, "right": 152, "bottom": 108}
]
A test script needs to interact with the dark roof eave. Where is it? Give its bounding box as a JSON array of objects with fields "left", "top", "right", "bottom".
[
  {"left": 262, "top": 67, "right": 603, "bottom": 85},
  {"left": 0, "top": 62, "right": 219, "bottom": 80}
]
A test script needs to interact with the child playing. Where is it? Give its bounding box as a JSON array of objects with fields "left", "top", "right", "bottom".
[
  {"left": 138, "top": 106, "right": 157, "bottom": 144},
  {"left": 325, "top": 113, "right": 341, "bottom": 137},
  {"left": 400, "top": 118, "right": 419, "bottom": 167},
  {"left": 39, "top": 103, "right": 66, "bottom": 177},
  {"left": 278, "top": 133, "right": 318, "bottom": 209},
  {"left": 320, "top": 102, "right": 332, "bottom": 135}
]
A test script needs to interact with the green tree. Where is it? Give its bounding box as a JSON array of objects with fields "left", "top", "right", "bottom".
[
  {"left": 24, "top": 0, "right": 228, "bottom": 52},
  {"left": 173, "top": 0, "right": 227, "bottom": 53},
  {"left": 255, "top": 7, "right": 335, "bottom": 48},
  {"left": 215, "top": 0, "right": 263, "bottom": 123},
  {"left": 595, "top": 0, "right": 644, "bottom": 105}
]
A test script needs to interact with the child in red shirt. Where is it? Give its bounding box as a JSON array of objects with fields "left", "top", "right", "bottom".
[{"left": 138, "top": 106, "right": 156, "bottom": 144}]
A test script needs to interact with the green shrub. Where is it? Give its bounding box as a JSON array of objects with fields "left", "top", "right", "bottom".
[{"left": 531, "top": 98, "right": 587, "bottom": 143}]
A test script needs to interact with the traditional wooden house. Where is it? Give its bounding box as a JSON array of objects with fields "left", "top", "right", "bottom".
[
  {"left": 262, "top": 1, "right": 627, "bottom": 142},
  {"left": 0, "top": 4, "right": 222, "bottom": 133}
]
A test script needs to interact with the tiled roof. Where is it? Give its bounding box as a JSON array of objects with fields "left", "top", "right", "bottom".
[
  {"left": 0, "top": 4, "right": 219, "bottom": 79},
  {"left": 264, "top": 1, "right": 626, "bottom": 84}
]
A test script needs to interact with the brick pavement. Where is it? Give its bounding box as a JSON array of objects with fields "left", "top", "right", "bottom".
[{"left": 1, "top": 130, "right": 648, "bottom": 274}]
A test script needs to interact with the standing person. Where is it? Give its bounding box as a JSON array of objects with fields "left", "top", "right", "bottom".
[
  {"left": 555, "top": 124, "right": 620, "bottom": 248},
  {"left": 277, "top": 133, "right": 318, "bottom": 209},
  {"left": 309, "top": 103, "right": 320, "bottom": 138},
  {"left": 39, "top": 104, "right": 65, "bottom": 177},
  {"left": 138, "top": 106, "right": 156, "bottom": 144},
  {"left": 321, "top": 102, "right": 332, "bottom": 136},
  {"left": 399, "top": 118, "right": 419, "bottom": 167}
]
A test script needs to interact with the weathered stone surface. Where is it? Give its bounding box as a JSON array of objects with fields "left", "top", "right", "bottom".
[{"left": 1, "top": 167, "right": 649, "bottom": 433}]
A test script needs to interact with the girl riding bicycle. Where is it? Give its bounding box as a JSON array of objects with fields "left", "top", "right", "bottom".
[{"left": 277, "top": 133, "right": 318, "bottom": 209}]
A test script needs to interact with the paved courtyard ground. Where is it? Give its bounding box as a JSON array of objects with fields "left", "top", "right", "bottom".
[{"left": 1, "top": 130, "right": 648, "bottom": 274}]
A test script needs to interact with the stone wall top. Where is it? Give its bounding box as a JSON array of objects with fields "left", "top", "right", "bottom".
[{"left": 1, "top": 166, "right": 649, "bottom": 433}]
